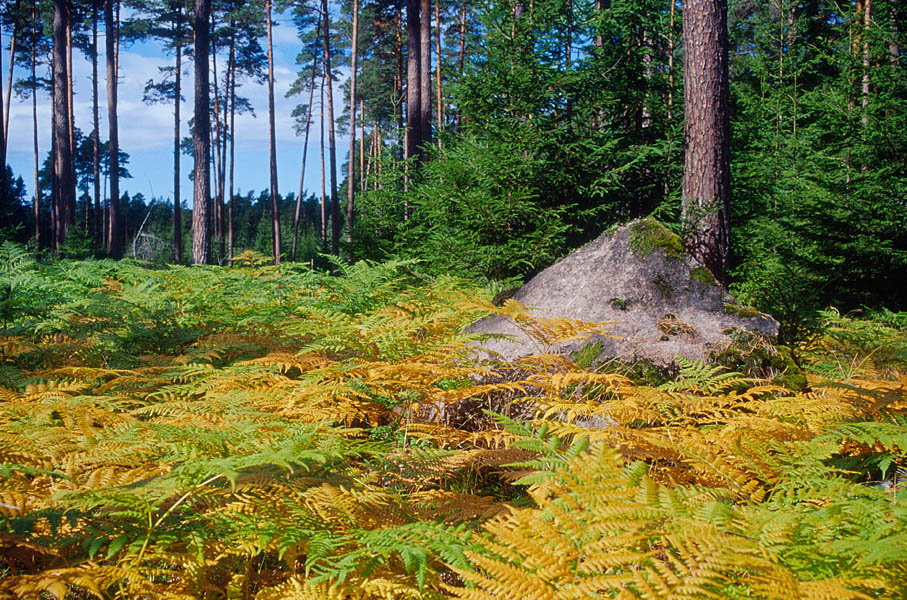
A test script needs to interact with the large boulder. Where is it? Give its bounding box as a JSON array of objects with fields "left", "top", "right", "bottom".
[{"left": 470, "top": 218, "right": 778, "bottom": 368}]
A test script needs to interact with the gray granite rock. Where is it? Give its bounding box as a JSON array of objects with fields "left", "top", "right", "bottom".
[{"left": 470, "top": 219, "right": 778, "bottom": 367}]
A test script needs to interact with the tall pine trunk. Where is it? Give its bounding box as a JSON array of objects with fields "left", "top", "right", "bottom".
[
  {"left": 319, "top": 72, "right": 326, "bottom": 251},
  {"left": 405, "top": 0, "right": 421, "bottom": 163},
  {"left": 53, "top": 0, "right": 75, "bottom": 253},
  {"left": 292, "top": 14, "right": 321, "bottom": 261},
  {"left": 92, "top": 1, "right": 101, "bottom": 242},
  {"left": 435, "top": 0, "right": 442, "bottom": 144},
  {"left": 266, "top": 0, "right": 281, "bottom": 264},
  {"left": 2, "top": 0, "right": 18, "bottom": 163},
  {"left": 105, "top": 0, "right": 122, "bottom": 257},
  {"left": 32, "top": 0, "right": 40, "bottom": 248},
  {"left": 681, "top": 0, "right": 730, "bottom": 283},
  {"left": 419, "top": 0, "right": 431, "bottom": 152},
  {"left": 192, "top": 0, "right": 211, "bottom": 264},
  {"left": 211, "top": 14, "right": 223, "bottom": 258},
  {"left": 66, "top": 7, "right": 74, "bottom": 179},
  {"left": 345, "top": 0, "right": 359, "bottom": 243},
  {"left": 227, "top": 20, "right": 235, "bottom": 263},
  {"left": 321, "top": 0, "right": 339, "bottom": 255},
  {"left": 173, "top": 5, "right": 183, "bottom": 263}
]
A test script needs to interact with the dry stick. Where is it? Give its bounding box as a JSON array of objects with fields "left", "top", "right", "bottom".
[{"left": 291, "top": 13, "right": 321, "bottom": 261}]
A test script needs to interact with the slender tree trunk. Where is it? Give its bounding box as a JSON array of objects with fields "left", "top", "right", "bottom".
[
  {"left": 668, "top": 0, "right": 675, "bottom": 121},
  {"left": 265, "top": 0, "right": 281, "bottom": 264},
  {"left": 0, "top": 19, "right": 5, "bottom": 171},
  {"left": 173, "top": 6, "right": 183, "bottom": 263},
  {"left": 227, "top": 21, "right": 235, "bottom": 263},
  {"left": 890, "top": 8, "right": 900, "bottom": 66},
  {"left": 2, "top": 0, "right": 18, "bottom": 161},
  {"left": 395, "top": 6, "right": 404, "bottom": 157},
  {"left": 457, "top": 0, "right": 465, "bottom": 129},
  {"left": 66, "top": 7, "right": 74, "bottom": 170},
  {"left": 435, "top": 0, "right": 442, "bottom": 145},
  {"left": 105, "top": 0, "right": 122, "bottom": 257},
  {"left": 193, "top": 0, "right": 211, "bottom": 264},
  {"left": 92, "top": 2, "right": 101, "bottom": 242},
  {"left": 405, "top": 0, "right": 421, "bottom": 164},
  {"left": 53, "top": 0, "right": 75, "bottom": 253},
  {"left": 32, "top": 0, "right": 40, "bottom": 248},
  {"left": 419, "top": 0, "right": 431, "bottom": 152},
  {"left": 291, "top": 13, "right": 320, "bottom": 261},
  {"left": 681, "top": 0, "right": 730, "bottom": 283},
  {"left": 319, "top": 72, "right": 326, "bottom": 250},
  {"left": 345, "top": 0, "right": 359, "bottom": 244},
  {"left": 211, "top": 14, "right": 224, "bottom": 257},
  {"left": 862, "top": 0, "right": 871, "bottom": 127},
  {"left": 321, "top": 0, "right": 339, "bottom": 255},
  {"left": 359, "top": 100, "right": 365, "bottom": 193}
]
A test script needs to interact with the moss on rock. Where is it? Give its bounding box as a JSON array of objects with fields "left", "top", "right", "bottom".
[
  {"left": 573, "top": 341, "right": 604, "bottom": 369},
  {"left": 629, "top": 218, "right": 684, "bottom": 260},
  {"left": 723, "top": 303, "right": 760, "bottom": 319},
  {"left": 690, "top": 266, "right": 717, "bottom": 286},
  {"left": 710, "top": 330, "right": 808, "bottom": 391}
]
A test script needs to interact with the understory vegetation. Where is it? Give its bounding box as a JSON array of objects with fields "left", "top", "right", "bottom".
[{"left": 0, "top": 242, "right": 906, "bottom": 599}]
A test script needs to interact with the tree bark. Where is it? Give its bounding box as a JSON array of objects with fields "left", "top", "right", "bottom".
[
  {"left": 862, "top": 0, "right": 871, "bottom": 127},
  {"left": 2, "top": 0, "right": 18, "bottom": 162},
  {"left": 405, "top": 0, "right": 421, "bottom": 164},
  {"left": 319, "top": 72, "right": 326, "bottom": 251},
  {"left": 291, "top": 13, "right": 320, "bottom": 261},
  {"left": 53, "top": 0, "right": 75, "bottom": 253},
  {"left": 345, "top": 0, "right": 359, "bottom": 243},
  {"left": 105, "top": 0, "right": 122, "bottom": 257},
  {"left": 227, "top": 18, "right": 235, "bottom": 263},
  {"left": 681, "top": 0, "right": 730, "bottom": 283},
  {"left": 193, "top": 0, "right": 211, "bottom": 264},
  {"left": 435, "top": 0, "right": 442, "bottom": 144},
  {"left": 321, "top": 0, "right": 339, "bottom": 255},
  {"left": 173, "top": 5, "right": 183, "bottom": 263},
  {"left": 419, "top": 0, "right": 431, "bottom": 152},
  {"left": 265, "top": 0, "right": 281, "bottom": 264},
  {"left": 211, "top": 14, "right": 223, "bottom": 258},
  {"left": 92, "top": 1, "right": 101, "bottom": 242},
  {"left": 32, "top": 0, "right": 40, "bottom": 248},
  {"left": 66, "top": 6, "right": 74, "bottom": 174}
]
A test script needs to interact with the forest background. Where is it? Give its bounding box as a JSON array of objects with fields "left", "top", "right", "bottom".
[{"left": 0, "top": 0, "right": 905, "bottom": 335}]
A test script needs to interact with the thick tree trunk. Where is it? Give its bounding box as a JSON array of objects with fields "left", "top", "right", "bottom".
[
  {"left": 681, "top": 0, "right": 730, "bottom": 283},
  {"left": 265, "top": 0, "right": 281, "bottom": 264},
  {"left": 419, "top": 0, "right": 431, "bottom": 152},
  {"left": 345, "top": 0, "right": 359, "bottom": 244},
  {"left": 105, "top": 0, "right": 122, "bottom": 257},
  {"left": 173, "top": 6, "right": 183, "bottom": 263},
  {"left": 405, "top": 0, "right": 421, "bottom": 163},
  {"left": 321, "top": 0, "right": 339, "bottom": 255},
  {"left": 53, "top": 0, "right": 75, "bottom": 253},
  {"left": 92, "top": 2, "right": 101, "bottom": 242},
  {"left": 192, "top": 0, "right": 211, "bottom": 264}
]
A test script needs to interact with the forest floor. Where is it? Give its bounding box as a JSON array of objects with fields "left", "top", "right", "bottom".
[{"left": 1, "top": 246, "right": 906, "bottom": 599}]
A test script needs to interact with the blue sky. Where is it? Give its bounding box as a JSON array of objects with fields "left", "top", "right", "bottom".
[{"left": 4, "top": 11, "right": 351, "bottom": 208}]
